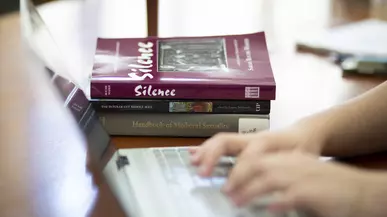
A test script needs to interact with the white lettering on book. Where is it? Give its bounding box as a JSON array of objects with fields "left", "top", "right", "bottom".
[
  {"left": 134, "top": 85, "right": 176, "bottom": 97},
  {"left": 127, "top": 42, "right": 155, "bottom": 80},
  {"left": 244, "top": 38, "right": 254, "bottom": 71},
  {"left": 238, "top": 118, "right": 269, "bottom": 134}
]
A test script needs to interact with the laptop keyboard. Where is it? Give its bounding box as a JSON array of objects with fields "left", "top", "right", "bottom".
[
  {"left": 153, "top": 148, "right": 232, "bottom": 187},
  {"left": 152, "top": 148, "right": 294, "bottom": 217}
]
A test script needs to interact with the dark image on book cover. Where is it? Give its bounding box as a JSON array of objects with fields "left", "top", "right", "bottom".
[
  {"left": 158, "top": 38, "right": 227, "bottom": 72},
  {"left": 169, "top": 101, "right": 213, "bottom": 112}
]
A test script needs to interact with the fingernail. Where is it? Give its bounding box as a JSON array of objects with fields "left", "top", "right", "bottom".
[
  {"left": 189, "top": 155, "right": 197, "bottom": 161},
  {"left": 231, "top": 195, "right": 244, "bottom": 207},
  {"left": 189, "top": 154, "right": 200, "bottom": 163}
]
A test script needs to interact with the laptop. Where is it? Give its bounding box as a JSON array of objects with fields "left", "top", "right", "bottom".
[{"left": 21, "top": 1, "right": 320, "bottom": 216}]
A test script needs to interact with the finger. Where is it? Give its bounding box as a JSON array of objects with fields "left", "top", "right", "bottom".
[
  {"left": 192, "top": 132, "right": 248, "bottom": 160},
  {"left": 188, "top": 146, "right": 199, "bottom": 157},
  {"left": 237, "top": 134, "right": 288, "bottom": 160},
  {"left": 228, "top": 174, "right": 288, "bottom": 207},
  {"left": 238, "top": 140, "right": 271, "bottom": 160},
  {"left": 223, "top": 157, "right": 262, "bottom": 194},
  {"left": 222, "top": 143, "right": 272, "bottom": 193},
  {"left": 188, "top": 147, "right": 201, "bottom": 166},
  {"left": 267, "top": 189, "right": 299, "bottom": 214},
  {"left": 192, "top": 130, "right": 271, "bottom": 166},
  {"left": 188, "top": 146, "right": 198, "bottom": 154},
  {"left": 194, "top": 133, "right": 254, "bottom": 176}
]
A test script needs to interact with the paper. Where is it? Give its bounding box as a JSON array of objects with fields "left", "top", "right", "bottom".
[{"left": 296, "top": 19, "right": 387, "bottom": 57}]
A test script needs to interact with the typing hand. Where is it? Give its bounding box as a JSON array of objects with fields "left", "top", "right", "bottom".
[
  {"left": 189, "top": 129, "right": 322, "bottom": 177},
  {"left": 222, "top": 151, "right": 385, "bottom": 217}
]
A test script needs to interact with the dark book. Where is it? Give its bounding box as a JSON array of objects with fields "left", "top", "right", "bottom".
[
  {"left": 46, "top": 70, "right": 111, "bottom": 161},
  {"left": 97, "top": 113, "right": 270, "bottom": 137},
  {"left": 90, "top": 32, "right": 276, "bottom": 100},
  {"left": 91, "top": 99, "right": 271, "bottom": 114}
]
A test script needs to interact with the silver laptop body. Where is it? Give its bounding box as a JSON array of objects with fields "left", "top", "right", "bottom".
[{"left": 103, "top": 146, "right": 311, "bottom": 217}]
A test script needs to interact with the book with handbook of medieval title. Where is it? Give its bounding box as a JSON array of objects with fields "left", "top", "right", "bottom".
[
  {"left": 90, "top": 32, "right": 276, "bottom": 100},
  {"left": 97, "top": 113, "right": 270, "bottom": 137}
]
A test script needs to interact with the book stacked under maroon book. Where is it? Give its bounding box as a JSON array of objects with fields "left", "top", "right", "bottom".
[{"left": 89, "top": 32, "right": 275, "bottom": 137}]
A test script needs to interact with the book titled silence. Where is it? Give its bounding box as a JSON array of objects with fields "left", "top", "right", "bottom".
[{"left": 90, "top": 32, "right": 276, "bottom": 100}]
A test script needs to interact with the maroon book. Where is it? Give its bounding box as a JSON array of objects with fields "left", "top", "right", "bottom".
[{"left": 90, "top": 32, "right": 276, "bottom": 100}]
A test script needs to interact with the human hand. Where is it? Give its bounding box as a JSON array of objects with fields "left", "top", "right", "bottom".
[
  {"left": 190, "top": 128, "right": 324, "bottom": 177},
  {"left": 222, "top": 151, "right": 386, "bottom": 217}
]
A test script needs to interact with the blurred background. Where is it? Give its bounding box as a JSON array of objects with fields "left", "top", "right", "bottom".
[
  {"left": 2, "top": 0, "right": 387, "bottom": 20},
  {"left": 2, "top": 0, "right": 387, "bottom": 22}
]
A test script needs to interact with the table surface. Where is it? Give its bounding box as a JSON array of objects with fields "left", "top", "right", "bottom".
[{"left": 1, "top": 0, "right": 387, "bottom": 216}]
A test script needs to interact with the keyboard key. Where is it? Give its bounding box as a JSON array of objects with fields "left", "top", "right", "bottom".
[
  {"left": 211, "top": 177, "right": 227, "bottom": 187},
  {"left": 191, "top": 188, "right": 237, "bottom": 217},
  {"left": 212, "top": 167, "right": 229, "bottom": 177},
  {"left": 168, "top": 158, "right": 184, "bottom": 167},
  {"left": 192, "top": 176, "right": 212, "bottom": 187},
  {"left": 217, "top": 157, "right": 234, "bottom": 168}
]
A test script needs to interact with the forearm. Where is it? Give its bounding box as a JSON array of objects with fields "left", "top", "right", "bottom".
[
  {"left": 355, "top": 171, "right": 387, "bottom": 217},
  {"left": 295, "top": 81, "right": 387, "bottom": 157}
]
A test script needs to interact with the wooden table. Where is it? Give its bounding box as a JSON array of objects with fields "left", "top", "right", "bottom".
[{"left": 1, "top": 1, "right": 387, "bottom": 216}]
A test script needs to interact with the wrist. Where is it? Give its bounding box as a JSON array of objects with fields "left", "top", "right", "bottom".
[
  {"left": 354, "top": 171, "right": 387, "bottom": 217},
  {"left": 290, "top": 118, "right": 331, "bottom": 155}
]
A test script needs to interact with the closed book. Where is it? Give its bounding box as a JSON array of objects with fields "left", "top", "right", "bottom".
[
  {"left": 90, "top": 99, "right": 270, "bottom": 114},
  {"left": 90, "top": 32, "right": 276, "bottom": 100},
  {"left": 97, "top": 113, "right": 270, "bottom": 137},
  {"left": 49, "top": 72, "right": 111, "bottom": 160}
]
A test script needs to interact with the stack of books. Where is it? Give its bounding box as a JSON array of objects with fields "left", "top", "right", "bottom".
[{"left": 89, "top": 32, "right": 276, "bottom": 137}]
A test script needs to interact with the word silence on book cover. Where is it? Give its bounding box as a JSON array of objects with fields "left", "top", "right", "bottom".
[{"left": 90, "top": 32, "right": 276, "bottom": 100}]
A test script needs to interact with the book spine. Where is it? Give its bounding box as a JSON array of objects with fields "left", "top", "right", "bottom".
[
  {"left": 97, "top": 113, "right": 270, "bottom": 137},
  {"left": 90, "top": 82, "right": 276, "bottom": 100},
  {"left": 91, "top": 100, "right": 271, "bottom": 114}
]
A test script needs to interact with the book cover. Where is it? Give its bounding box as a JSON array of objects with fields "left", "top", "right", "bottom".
[
  {"left": 44, "top": 67, "right": 111, "bottom": 161},
  {"left": 91, "top": 99, "right": 270, "bottom": 114},
  {"left": 97, "top": 113, "right": 270, "bottom": 137},
  {"left": 90, "top": 32, "right": 276, "bottom": 100}
]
